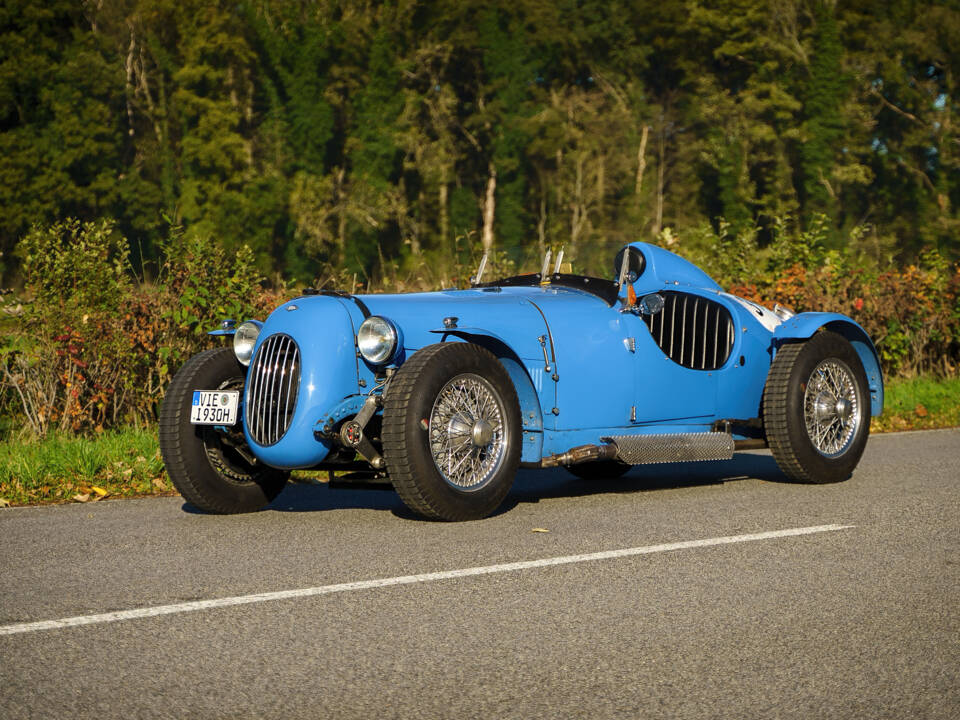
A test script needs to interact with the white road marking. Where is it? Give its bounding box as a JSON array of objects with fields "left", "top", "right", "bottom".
[{"left": 0, "top": 524, "right": 853, "bottom": 636}]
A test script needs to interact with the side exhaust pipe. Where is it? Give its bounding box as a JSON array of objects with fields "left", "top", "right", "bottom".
[{"left": 540, "top": 443, "right": 619, "bottom": 468}]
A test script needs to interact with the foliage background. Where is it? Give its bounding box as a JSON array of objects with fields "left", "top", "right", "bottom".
[
  {"left": 1, "top": 0, "right": 959, "bottom": 441},
  {"left": 2, "top": 0, "right": 958, "bottom": 281}
]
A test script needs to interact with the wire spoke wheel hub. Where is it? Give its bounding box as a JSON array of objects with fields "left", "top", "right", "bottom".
[
  {"left": 429, "top": 373, "right": 507, "bottom": 491},
  {"left": 803, "top": 358, "right": 861, "bottom": 458}
]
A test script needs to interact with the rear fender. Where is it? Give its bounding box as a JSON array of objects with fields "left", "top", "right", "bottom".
[{"left": 773, "top": 313, "right": 883, "bottom": 415}]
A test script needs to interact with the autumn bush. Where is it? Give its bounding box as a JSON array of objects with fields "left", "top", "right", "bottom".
[
  {"left": 0, "top": 219, "right": 283, "bottom": 438},
  {"left": 683, "top": 215, "right": 960, "bottom": 377},
  {"left": 0, "top": 215, "right": 957, "bottom": 441}
]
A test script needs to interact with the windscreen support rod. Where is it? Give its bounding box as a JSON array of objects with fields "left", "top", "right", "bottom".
[{"left": 470, "top": 251, "right": 489, "bottom": 286}]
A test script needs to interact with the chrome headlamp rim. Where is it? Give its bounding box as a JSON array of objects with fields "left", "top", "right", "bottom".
[
  {"left": 233, "top": 320, "right": 262, "bottom": 366},
  {"left": 357, "top": 315, "right": 399, "bottom": 365}
]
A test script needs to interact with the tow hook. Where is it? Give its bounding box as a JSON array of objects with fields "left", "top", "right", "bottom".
[{"left": 339, "top": 394, "right": 385, "bottom": 469}]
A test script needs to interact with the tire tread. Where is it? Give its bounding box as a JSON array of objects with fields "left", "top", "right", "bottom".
[
  {"left": 382, "top": 343, "right": 519, "bottom": 521},
  {"left": 159, "top": 348, "right": 287, "bottom": 513},
  {"left": 762, "top": 341, "right": 809, "bottom": 481},
  {"left": 382, "top": 344, "right": 463, "bottom": 519},
  {"left": 762, "top": 331, "right": 870, "bottom": 484}
]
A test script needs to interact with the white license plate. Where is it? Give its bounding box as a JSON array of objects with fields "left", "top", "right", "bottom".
[{"left": 190, "top": 390, "right": 240, "bottom": 425}]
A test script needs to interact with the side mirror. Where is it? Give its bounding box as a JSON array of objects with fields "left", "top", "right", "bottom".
[{"left": 639, "top": 293, "right": 665, "bottom": 316}]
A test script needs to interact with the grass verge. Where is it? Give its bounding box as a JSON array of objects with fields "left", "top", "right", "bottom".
[
  {"left": 872, "top": 375, "right": 960, "bottom": 432},
  {"left": 0, "top": 376, "right": 956, "bottom": 507},
  {"left": 0, "top": 428, "right": 171, "bottom": 507}
]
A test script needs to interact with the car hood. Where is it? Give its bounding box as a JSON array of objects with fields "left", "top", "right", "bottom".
[{"left": 356, "top": 284, "right": 616, "bottom": 359}]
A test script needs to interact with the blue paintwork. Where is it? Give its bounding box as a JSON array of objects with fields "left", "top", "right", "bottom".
[
  {"left": 233, "top": 241, "right": 884, "bottom": 469},
  {"left": 634, "top": 242, "right": 723, "bottom": 292}
]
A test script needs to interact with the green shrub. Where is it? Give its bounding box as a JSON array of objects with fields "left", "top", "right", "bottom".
[
  {"left": 1, "top": 219, "right": 277, "bottom": 438},
  {"left": 159, "top": 225, "right": 264, "bottom": 334},
  {"left": 0, "top": 213, "right": 957, "bottom": 442},
  {"left": 679, "top": 215, "right": 959, "bottom": 377},
  {"left": 19, "top": 218, "right": 130, "bottom": 311}
]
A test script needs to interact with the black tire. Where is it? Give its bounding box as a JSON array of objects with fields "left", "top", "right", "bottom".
[
  {"left": 762, "top": 330, "right": 871, "bottom": 483},
  {"left": 565, "top": 460, "right": 632, "bottom": 480},
  {"left": 159, "top": 348, "right": 289, "bottom": 513},
  {"left": 382, "top": 343, "right": 522, "bottom": 521}
]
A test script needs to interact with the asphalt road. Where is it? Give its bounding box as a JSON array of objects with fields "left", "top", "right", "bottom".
[{"left": 1, "top": 429, "right": 957, "bottom": 719}]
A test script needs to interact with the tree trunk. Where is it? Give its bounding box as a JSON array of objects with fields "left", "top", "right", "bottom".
[
  {"left": 336, "top": 168, "right": 347, "bottom": 266},
  {"left": 596, "top": 154, "right": 605, "bottom": 215},
  {"left": 654, "top": 122, "right": 666, "bottom": 236},
  {"left": 571, "top": 155, "right": 584, "bottom": 254},
  {"left": 537, "top": 194, "right": 547, "bottom": 254},
  {"left": 635, "top": 124, "right": 649, "bottom": 195},
  {"left": 124, "top": 24, "right": 136, "bottom": 138},
  {"left": 410, "top": 186, "right": 422, "bottom": 256},
  {"left": 439, "top": 168, "right": 449, "bottom": 247},
  {"left": 555, "top": 149, "right": 563, "bottom": 210},
  {"left": 482, "top": 162, "right": 497, "bottom": 252}
]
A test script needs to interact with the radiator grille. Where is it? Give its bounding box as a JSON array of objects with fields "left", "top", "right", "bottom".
[
  {"left": 244, "top": 334, "right": 300, "bottom": 446},
  {"left": 642, "top": 292, "right": 734, "bottom": 370}
]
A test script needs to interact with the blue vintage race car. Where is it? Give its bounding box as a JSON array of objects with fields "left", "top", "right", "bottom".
[{"left": 159, "top": 242, "right": 883, "bottom": 520}]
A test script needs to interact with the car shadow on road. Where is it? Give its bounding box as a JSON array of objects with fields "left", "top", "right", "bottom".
[
  {"left": 492, "top": 451, "right": 791, "bottom": 515},
  {"left": 250, "top": 451, "right": 788, "bottom": 518}
]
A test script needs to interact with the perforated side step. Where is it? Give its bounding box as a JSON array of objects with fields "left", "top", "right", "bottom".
[{"left": 604, "top": 433, "right": 735, "bottom": 465}]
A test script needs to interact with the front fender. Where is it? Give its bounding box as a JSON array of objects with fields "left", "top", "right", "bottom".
[
  {"left": 774, "top": 312, "right": 884, "bottom": 415},
  {"left": 428, "top": 328, "right": 545, "bottom": 463}
]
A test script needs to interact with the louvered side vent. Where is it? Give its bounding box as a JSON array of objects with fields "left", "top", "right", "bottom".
[
  {"left": 244, "top": 334, "right": 301, "bottom": 446},
  {"left": 642, "top": 292, "right": 735, "bottom": 370}
]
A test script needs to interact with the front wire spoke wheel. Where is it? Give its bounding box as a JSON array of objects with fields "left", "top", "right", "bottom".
[
  {"left": 429, "top": 373, "right": 506, "bottom": 491},
  {"left": 383, "top": 343, "right": 522, "bottom": 520}
]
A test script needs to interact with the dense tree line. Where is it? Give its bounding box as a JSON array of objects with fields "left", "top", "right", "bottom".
[{"left": 1, "top": 0, "right": 957, "bottom": 283}]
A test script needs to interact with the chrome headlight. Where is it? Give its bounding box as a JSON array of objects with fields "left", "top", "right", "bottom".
[
  {"left": 357, "top": 316, "right": 399, "bottom": 364},
  {"left": 233, "top": 321, "right": 261, "bottom": 366}
]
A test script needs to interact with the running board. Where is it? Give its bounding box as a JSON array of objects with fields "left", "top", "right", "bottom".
[{"left": 604, "top": 433, "right": 735, "bottom": 465}]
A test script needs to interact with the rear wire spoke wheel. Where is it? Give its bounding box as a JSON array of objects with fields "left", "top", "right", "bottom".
[
  {"left": 763, "top": 331, "right": 871, "bottom": 483},
  {"left": 159, "top": 348, "right": 289, "bottom": 513},
  {"left": 803, "top": 359, "right": 861, "bottom": 458},
  {"left": 383, "top": 343, "right": 522, "bottom": 521}
]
